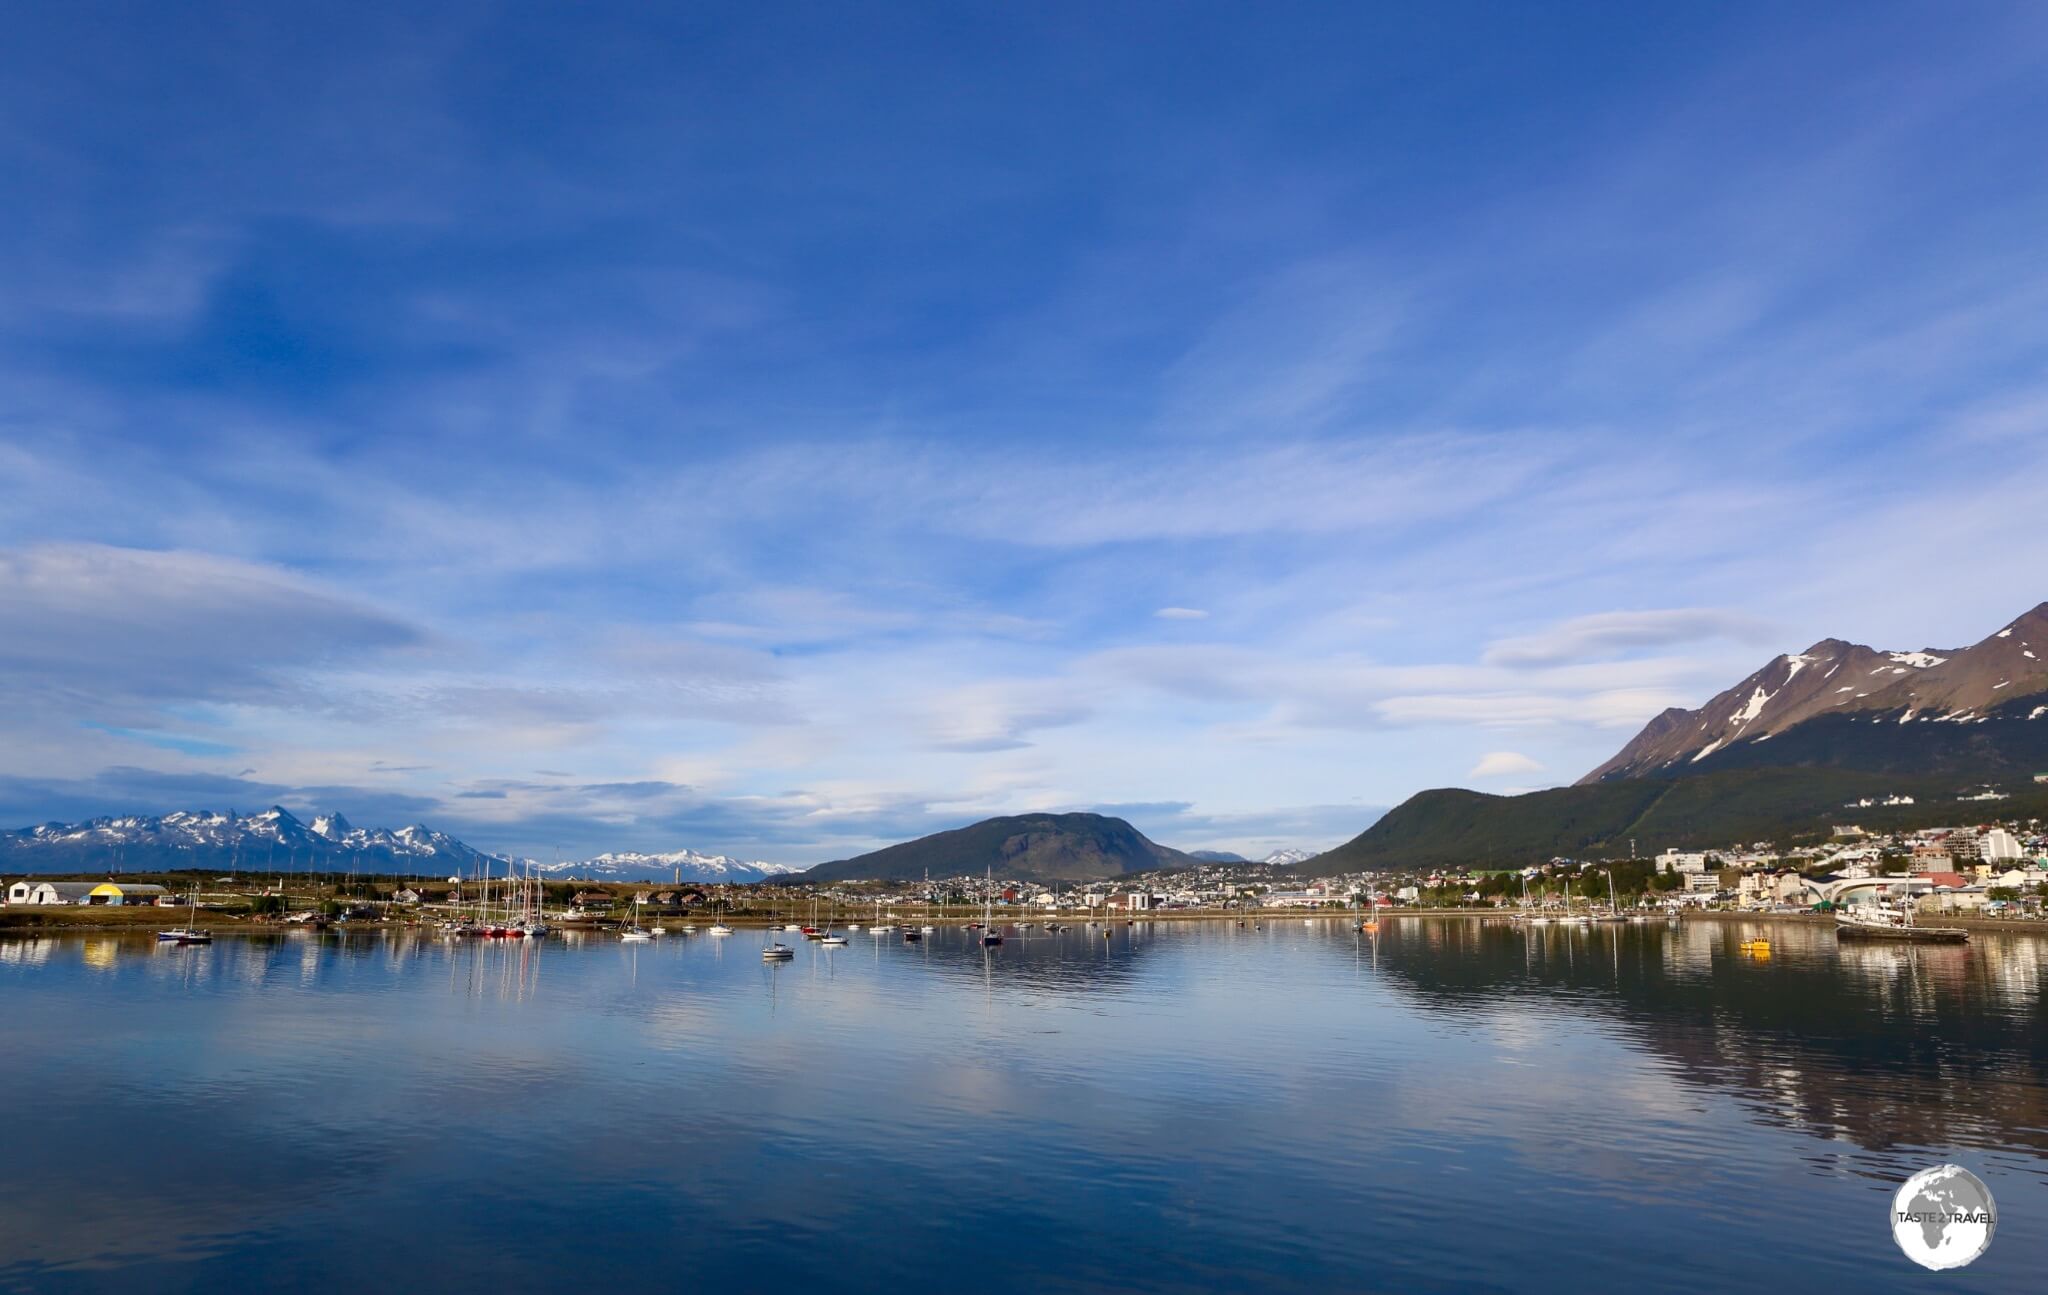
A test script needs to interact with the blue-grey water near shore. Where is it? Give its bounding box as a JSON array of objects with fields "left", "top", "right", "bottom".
[{"left": 2, "top": 918, "right": 2044, "bottom": 1292}]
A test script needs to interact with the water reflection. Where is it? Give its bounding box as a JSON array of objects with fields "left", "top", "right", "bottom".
[
  {"left": 3, "top": 921, "right": 2046, "bottom": 1292},
  {"left": 1358, "top": 918, "right": 2048, "bottom": 1167}
]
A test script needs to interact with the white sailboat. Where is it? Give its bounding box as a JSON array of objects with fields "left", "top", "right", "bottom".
[
  {"left": 980, "top": 867, "right": 1002, "bottom": 946},
  {"left": 621, "top": 895, "right": 653, "bottom": 942}
]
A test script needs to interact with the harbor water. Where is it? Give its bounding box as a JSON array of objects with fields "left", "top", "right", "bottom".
[{"left": 2, "top": 917, "right": 2044, "bottom": 1292}]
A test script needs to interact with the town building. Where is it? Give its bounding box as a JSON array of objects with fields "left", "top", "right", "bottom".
[
  {"left": 87, "top": 882, "right": 170, "bottom": 905},
  {"left": 1980, "top": 828, "right": 2024, "bottom": 862},
  {"left": 1656, "top": 851, "right": 1710, "bottom": 874},
  {"left": 18, "top": 882, "right": 101, "bottom": 905}
]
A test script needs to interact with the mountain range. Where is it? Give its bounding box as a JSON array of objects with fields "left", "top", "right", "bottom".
[
  {"left": 1308, "top": 601, "right": 2048, "bottom": 872},
  {"left": 799, "top": 812, "right": 1192, "bottom": 883},
  {"left": 1584, "top": 602, "right": 2048, "bottom": 781},
  {"left": 1189, "top": 848, "right": 1319, "bottom": 865},
  {"left": 0, "top": 808, "right": 496, "bottom": 875},
  {"left": 0, "top": 808, "right": 796, "bottom": 882},
  {"left": 534, "top": 850, "right": 798, "bottom": 884},
  {"left": 27, "top": 605, "right": 2039, "bottom": 883}
]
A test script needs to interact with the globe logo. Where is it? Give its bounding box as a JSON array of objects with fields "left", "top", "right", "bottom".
[{"left": 1891, "top": 1165, "right": 1996, "bottom": 1270}]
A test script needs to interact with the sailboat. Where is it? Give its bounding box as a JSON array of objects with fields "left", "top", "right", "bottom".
[
  {"left": 1355, "top": 886, "right": 1378, "bottom": 933},
  {"left": 980, "top": 868, "right": 1003, "bottom": 946},
  {"left": 819, "top": 899, "right": 847, "bottom": 946},
  {"left": 709, "top": 898, "right": 733, "bottom": 935},
  {"left": 1595, "top": 870, "right": 1628, "bottom": 922},
  {"left": 919, "top": 870, "right": 936, "bottom": 934},
  {"left": 762, "top": 918, "right": 795, "bottom": 959},
  {"left": 872, "top": 897, "right": 894, "bottom": 934},
  {"left": 158, "top": 886, "right": 211, "bottom": 944},
  {"left": 521, "top": 862, "right": 550, "bottom": 937},
  {"left": 621, "top": 895, "right": 653, "bottom": 942}
]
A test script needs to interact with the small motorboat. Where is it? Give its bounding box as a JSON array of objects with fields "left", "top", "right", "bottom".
[{"left": 903, "top": 929, "right": 922, "bottom": 942}]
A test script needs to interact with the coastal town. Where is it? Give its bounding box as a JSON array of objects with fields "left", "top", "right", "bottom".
[{"left": 9, "top": 815, "right": 2047, "bottom": 933}]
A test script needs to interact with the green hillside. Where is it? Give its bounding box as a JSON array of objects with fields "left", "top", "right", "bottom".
[
  {"left": 1304, "top": 768, "right": 2048, "bottom": 873},
  {"left": 799, "top": 812, "right": 1192, "bottom": 883}
]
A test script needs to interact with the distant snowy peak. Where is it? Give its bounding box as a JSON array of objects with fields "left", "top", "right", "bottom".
[
  {"left": 1262, "top": 848, "right": 1317, "bottom": 866},
  {"left": 1584, "top": 601, "right": 2048, "bottom": 782},
  {"left": 538, "top": 849, "right": 797, "bottom": 883},
  {"left": 0, "top": 807, "right": 497, "bottom": 874}
]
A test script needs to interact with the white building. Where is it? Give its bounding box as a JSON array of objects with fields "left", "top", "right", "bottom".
[
  {"left": 1657, "top": 851, "right": 1710, "bottom": 875},
  {"left": 4, "top": 880, "right": 30, "bottom": 905},
  {"left": 1980, "top": 829, "right": 2024, "bottom": 862},
  {"left": 22, "top": 882, "right": 99, "bottom": 905}
]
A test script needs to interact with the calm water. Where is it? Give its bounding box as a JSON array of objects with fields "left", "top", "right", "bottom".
[{"left": 3, "top": 918, "right": 2045, "bottom": 1292}]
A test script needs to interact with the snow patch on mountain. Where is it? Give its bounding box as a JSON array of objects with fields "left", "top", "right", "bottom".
[{"left": 1890, "top": 651, "right": 1947, "bottom": 668}]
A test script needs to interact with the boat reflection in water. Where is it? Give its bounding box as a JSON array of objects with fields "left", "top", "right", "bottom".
[{"left": 3, "top": 918, "right": 2046, "bottom": 1290}]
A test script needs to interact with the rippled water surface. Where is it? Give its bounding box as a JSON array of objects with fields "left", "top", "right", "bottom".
[{"left": 3, "top": 917, "right": 2046, "bottom": 1292}]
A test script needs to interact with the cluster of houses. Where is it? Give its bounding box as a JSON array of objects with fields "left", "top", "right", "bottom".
[{"left": 1647, "top": 822, "right": 2048, "bottom": 913}]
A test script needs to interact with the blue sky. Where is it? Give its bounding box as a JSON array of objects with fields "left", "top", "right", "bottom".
[{"left": 5, "top": 2, "right": 2048, "bottom": 864}]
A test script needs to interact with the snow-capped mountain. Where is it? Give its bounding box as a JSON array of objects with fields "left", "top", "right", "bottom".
[
  {"left": 0, "top": 807, "right": 499, "bottom": 874},
  {"left": 536, "top": 849, "right": 798, "bottom": 884},
  {"left": 1262, "top": 848, "right": 1318, "bottom": 866},
  {"left": 1583, "top": 602, "right": 2048, "bottom": 782}
]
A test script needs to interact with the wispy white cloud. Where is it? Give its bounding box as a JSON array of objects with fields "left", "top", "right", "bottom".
[
  {"left": 1469, "top": 751, "right": 1545, "bottom": 779},
  {"left": 1482, "top": 609, "right": 1773, "bottom": 668}
]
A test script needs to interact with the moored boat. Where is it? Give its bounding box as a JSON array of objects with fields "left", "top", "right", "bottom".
[{"left": 1835, "top": 906, "right": 1967, "bottom": 943}]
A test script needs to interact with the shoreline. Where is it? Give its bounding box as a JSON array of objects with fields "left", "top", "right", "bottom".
[{"left": 8, "top": 905, "right": 2048, "bottom": 936}]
